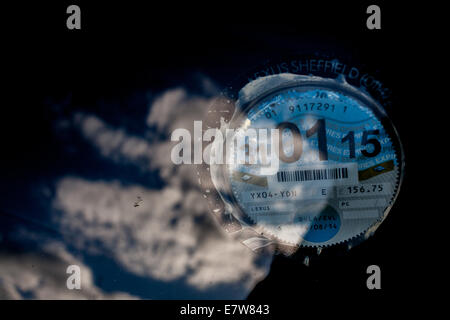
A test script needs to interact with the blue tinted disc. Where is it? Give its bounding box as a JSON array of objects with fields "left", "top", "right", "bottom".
[{"left": 223, "top": 74, "right": 402, "bottom": 247}]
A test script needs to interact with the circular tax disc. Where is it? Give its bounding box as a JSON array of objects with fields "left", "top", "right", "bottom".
[{"left": 212, "top": 74, "right": 403, "bottom": 248}]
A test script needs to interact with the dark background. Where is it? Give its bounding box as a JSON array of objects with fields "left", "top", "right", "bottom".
[{"left": 2, "top": 0, "right": 435, "bottom": 311}]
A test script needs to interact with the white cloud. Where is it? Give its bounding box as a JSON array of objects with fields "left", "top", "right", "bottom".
[
  {"left": 0, "top": 240, "right": 136, "bottom": 300},
  {"left": 147, "top": 87, "right": 212, "bottom": 134},
  {"left": 52, "top": 176, "right": 269, "bottom": 292},
  {"left": 51, "top": 85, "right": 272, "bottom": 297},
  {"left": 73, "top": 88, "right": 217, "bottom": 187},
  {"left": 74, "top": 113, "right": 153, "bottom": 165}
]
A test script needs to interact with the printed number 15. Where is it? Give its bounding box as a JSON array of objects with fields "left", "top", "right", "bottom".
[{"left": 341, "top": 129, "right": 381, "bottom": 159}]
